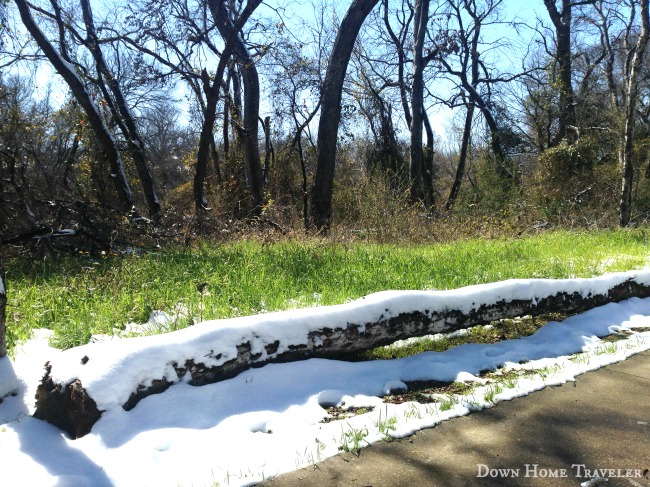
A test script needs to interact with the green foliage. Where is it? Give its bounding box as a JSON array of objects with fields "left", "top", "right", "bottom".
[
  {"left": 483, "top": 384, "right": 503, "bottom": 404},
  {"left": 455, "top": 149, "right": 520, "bottom": 214},
  {"left": 332, "top": 175, "right": 420, "bottom": 241},
  {"left": 532, "top": 135, "right": 620, "bottom": 225},
  {"left": 375, "top": 414, "right": 398, "bottom": 440},
  {"left": 439, "top": 396, "right": 458, "bottom": 412},
  {"left": 4, "top": 229, "right": 649, "bottom": 352},
  {"left": 363, "top": 314, "right": 556, "bottom": 361},
  {"left": 338, "top": 424, "right": 369, "bottom": 454},
  {"left": 538, "top": 138, "right": 599, "bottom": 178}
]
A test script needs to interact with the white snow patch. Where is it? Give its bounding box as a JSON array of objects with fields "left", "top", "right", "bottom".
[
  {"left": 42, "top": 270, "right": 650, "bottom": 413},
  {"left": 1, "top": 276, "right": 650, "bottom": 486}
]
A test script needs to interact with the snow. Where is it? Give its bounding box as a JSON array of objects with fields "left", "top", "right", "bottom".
[
  {"left": 40, "top": 270, "right": 650, "bottom": 413},
  {"left": 1, "top": 276, "right": 650, "bottom": 487}
]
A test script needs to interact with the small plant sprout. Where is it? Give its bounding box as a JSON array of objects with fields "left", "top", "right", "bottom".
[
  {"left": 537, "top": 363, "right": 563, "bottom": 380},
  {"left": 483, "top": 384, "right": 503, "bottom": 404},
  {"left": 403, "top": 403, "right": 423, "bottom": 420},
  {"left": 338, "top": 424, "right": 370, "bottom": 455},
  {"left": 375, "top": 415, "right": 398, "bottom": 441},
  {"left": 302, "top": 446, "right": 316, "bottom": 468},
  {"left": 624, "top": 336, "right": 641, "bottom": 350},
  {"left": 196, "top": 282, "right": 209, "bottom": 323},
  {"left": 570, "top": 352, "right": 591, "bottom": 365},
  {"left": 439, "top": 395, "right": 458, "bottom": 412},
  {"left": 601, "top": 342, "right": 618, "bottom": 355},
  {"left": 315, "top": 438, "right": 326, "bottom": 460},
  {"left": 424, "top": 403, "right": 438, "bottom": 415}
]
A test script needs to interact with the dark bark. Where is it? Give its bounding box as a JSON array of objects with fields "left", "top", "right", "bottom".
[
  {"left": 310, "top": 0, "right": 381, "bottom": 232},
  {"left": 33, "top": 274, "right": 650, "bottom": 439},
  {"left": 422, "top": 108, "right": 435, "bottom": 206},
  {"left": 261, "top": 116, "right": 273, "bottom": 187},
  {"left": 543, "top": 0, "right": 585, "bottom": 146},
  {"left": 222, "top": 95, "right": 230, "bottom": 156},
  {"left": 193, "top": 0, "right": 262, "bottom": 214},
  {"left": 194, "top": 70, "right": 218, "bottom": 212},
  {"left": 620, "top": 0, "right": 649, "bottom": 227},
  {"left": 462, "top": 82, "right": 509, "bottom": 178},
  {"left": 382, "top": 0, "right": 413, "bottom": 129},
  {"left": 0, "top": 252, "right": 6, "bottom": 358},
  {"left": 446, "top": 103, "right": 475, "bottom": 210},
  {"left": 229, "top": 62, "right": 243, "bottom": 126},
  {"left": 14, "top": 0, "right": 135, "bottom": 213},
  {"left": 289, "top": 100, "right": 320, "bottom": 231},
  {"left": 210, "top": 0, "right": 265, "bottom": 214},
  {"left": 409, "top": 0, "right": 429, "bottom": 203},
  {"left": 33, "top": 366, "right": 101, "bottom": 439},
  {"left": 79, "top": 0, "right": 161, "bottom": 221}
]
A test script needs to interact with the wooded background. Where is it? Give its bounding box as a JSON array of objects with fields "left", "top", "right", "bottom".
[{"left": 1, "top": 0, "right": 650, "bottom": 358}]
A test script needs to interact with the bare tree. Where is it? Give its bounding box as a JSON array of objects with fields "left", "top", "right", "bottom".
[
  {"left": 409, "top": 0, "right": 428, "bottom": 203},
  {"left": 620, "top": 0, "right": 649, "bottom": 226},
  {"left": 446, "top": 98, "right": 475, "bottom": 209},
  {"left": 14, "top": 0, "right": 135, "bottom": 213},
  {"left": 208, "top": 0, "right": 265, "bottom": 215},
  {"left": 435, "top": 0, "right": 519, "bottom": 194},
  {"left": 265, "top": 13, "right": 326, "bottom": 228},
  {"left": 79, "top": 0, "right": 161, "bottom": 220},
  {"left": 311, "top": 0, "right": 380, "bottom": 232},
  {"left": 114, "top": 0, "right": 250, "bottom": 213},
  {"left": 542, "top": 0, "right": 597, "bottom": 146},
  {"left": 382, "top": 0, "right": 414, "bottom": 129}
]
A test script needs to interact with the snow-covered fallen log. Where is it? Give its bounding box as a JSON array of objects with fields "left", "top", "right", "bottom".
[{"left": 33, "top": 270, "right": 650, "bottom": 438}]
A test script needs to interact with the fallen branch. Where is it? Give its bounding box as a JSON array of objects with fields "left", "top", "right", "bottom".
[{"left": 33, "top": 271, "right": 650, "bottom": 438}]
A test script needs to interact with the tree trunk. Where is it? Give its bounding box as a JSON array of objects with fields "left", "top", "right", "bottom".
[
  {"left": 261, "top": 116, "right": 273, "bottom": 187},
  {"left": 446, "top": 103, "right": 475, "bottom": 210},
  {"left": 422, "top": 108, "right": 435, "bottom": 207},
  {"left": 210, "top": 134, "right": 223, "bottom": 184},
  {"left": 620, "top": 0, "right": 649, "bottom": 227},
  {"left": 596, "top": 1, "right": 620, "bottom": 111},
  {"left": 211, "top": 0, "right": 265, "bottom": 214},
  {"left": 544, "top": 0, "right": 578, "bottom": 147},
  {"left": 462, "top": 82, "right": 510, "bottom": 178},
  {"left": 14, "top": 0, "right": 135, "bottom": 213},
  {"left": 80, "top": 0, "right": 161, "bottom": 221},
  {"left": 382, "top": 0, "right": 412, "bottom": 129},
  {"left": 310, "top": 0, "right": 380, "bottom": 232},
  {"left": 223, "top": 98, "right": 230, "bottom": 156},
  {"left": 195, "top": 73, "right": 218, "bottom": 212},
  {"left": 193, "top": 0, "right": 262, "bottom": 215},
  {"left": 32, "top": 272, "right": 650, "bottom": 439},
  {"left": 0, "top": 252, "right": 6, "bottom": 358},
  {"left": 409, "top": 0, "right": 429, "bottom": 203}
]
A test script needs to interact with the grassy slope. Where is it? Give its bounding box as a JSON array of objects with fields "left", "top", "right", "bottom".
[{"left": 5, "top": 229, "right": 650, "bottom": 351}]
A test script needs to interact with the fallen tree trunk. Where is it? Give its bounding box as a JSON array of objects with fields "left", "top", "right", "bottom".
[{"left": 34, "top": 271, "right": 650, "bottom": 438}]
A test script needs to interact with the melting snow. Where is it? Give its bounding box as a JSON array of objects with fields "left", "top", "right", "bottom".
[{"left": 1, "top": 274, "right": 650, "bottom": 486}]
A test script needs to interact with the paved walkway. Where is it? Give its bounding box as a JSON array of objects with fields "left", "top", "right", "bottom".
[{"left": 261, "top": 351, "right": 650, "bottom": 487}]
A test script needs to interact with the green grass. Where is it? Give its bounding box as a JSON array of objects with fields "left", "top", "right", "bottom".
[
  {"left": 4, "top": 229, "right": 650, "bottom": 352},
  {"left": 361, "top": 314, "right": 565, "bottom": 360},
  {"left": 338, "top": 424, "right": 369, "bottom": 454}
]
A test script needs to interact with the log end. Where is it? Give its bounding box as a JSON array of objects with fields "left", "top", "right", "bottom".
[{"left": 33, "top": 362, "right": 102, "bottom": 439}]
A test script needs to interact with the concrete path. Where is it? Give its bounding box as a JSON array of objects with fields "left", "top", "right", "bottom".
[{"left": 261, "top": 351, "right": 650, "bottom": 487}]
